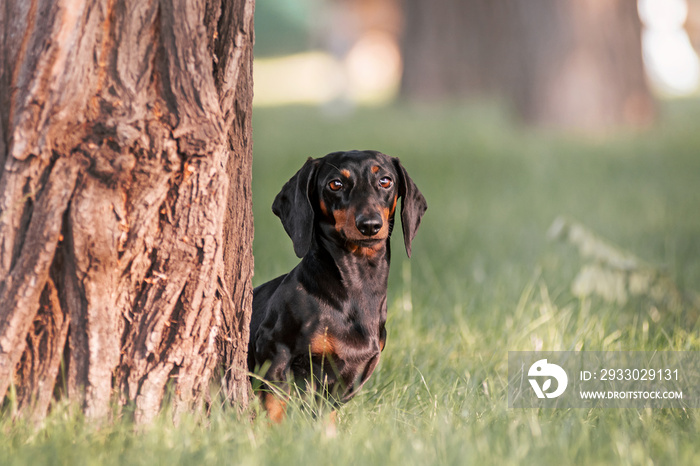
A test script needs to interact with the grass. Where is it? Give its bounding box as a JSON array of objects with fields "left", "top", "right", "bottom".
[{"left": 3, "top": 100, "right": 700, "bottom": 465}]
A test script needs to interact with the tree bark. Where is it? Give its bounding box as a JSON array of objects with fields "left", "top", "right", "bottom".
[
  {"left": 400, "top": 0, "right": 654, "bottom": 131},
  {"left": 0, "top": 0, "right": 255, "bottom": 423}
]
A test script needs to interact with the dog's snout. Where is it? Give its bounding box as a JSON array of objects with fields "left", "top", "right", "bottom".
[{"left": 355, "top": 214, "right": 383, "bottom": 237}]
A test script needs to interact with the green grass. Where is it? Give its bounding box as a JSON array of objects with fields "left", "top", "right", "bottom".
[{"left": 3, "top": 100, "right": 700, "bottom": 465}]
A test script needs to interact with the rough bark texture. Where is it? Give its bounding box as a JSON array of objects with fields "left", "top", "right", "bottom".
[
  {"left": 214, "top": 0, "right": 255, "bottom": 413},
  {"left": 401, "top": 0, "right": 654, "bottom": 131},
  {"left": 0, "top": 0, "right": 255, "bottom": 423}
]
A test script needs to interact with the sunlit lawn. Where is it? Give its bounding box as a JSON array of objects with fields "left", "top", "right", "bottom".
[{"left": 2, "top": 100, "right": 700, "bottom": 465}]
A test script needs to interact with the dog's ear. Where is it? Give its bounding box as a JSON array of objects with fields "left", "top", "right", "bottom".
[
  {"left": 393, "top": 158, "right": 427, "bottom": 258},
  {"left": 272, "top": 158, "right": 318, "bottom": 258}
]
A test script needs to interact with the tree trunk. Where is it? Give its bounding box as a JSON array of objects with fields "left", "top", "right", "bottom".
[
  {"left": 400, "top": 0, "right": 654, "bottom": 131},
  {"left": 688, "top": 0, "right": 700, "bottom": 55},
  {"left": 400, "top": 0, "right": 495, "bottom": 100},
  {"left": 0, "top": 0, "right": 255, "bottom": 423}
]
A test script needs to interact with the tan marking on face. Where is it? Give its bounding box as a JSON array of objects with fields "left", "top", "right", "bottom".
[
  {"left": 319, "top": 199, "right": 329, "bottom": 217},
  {"left": 264, "top": 393, "right": 287, "bottom": 423},
  {"left": 371, "top": 165, "right": 380, "bottom": 174},
  {"left": 340, "top": 169, "right": 351, "bottom": 178},
  {"left": 390, "top": 194, "right": 398, "bottom": 216},
  {"left": 348, "top": 200, "right": 394, "bottom": 257},
  {"left": 354, "top": 242, "right": 383, "bottom": 258},
  {"left": 382, "top": 207, "right": 392, "bottom": 225},
  {"left": 333, "top": 207, "right": 356, "bottom": 237},
  {"left": 310, "top": 330, "right": 337, "bottom": 355},
  {"left": 333, "top": 201, "right": 392, "bottom": 258}
]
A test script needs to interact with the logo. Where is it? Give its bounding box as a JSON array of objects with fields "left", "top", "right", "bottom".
[{"left": 528, "top": 359, "right": 568, "bottom": 398}]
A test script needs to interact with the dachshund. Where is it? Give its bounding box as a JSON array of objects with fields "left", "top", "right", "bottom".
[{"left": 248, "top": 150, "right": 427, "bottom": 421}]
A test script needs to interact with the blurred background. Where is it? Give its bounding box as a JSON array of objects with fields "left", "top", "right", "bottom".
[
  {"left": 251, "top": 0, "right": 700, "bottom": 335},
  {"left": 254, "top": 0, "right": 700, "bottom": 129}
]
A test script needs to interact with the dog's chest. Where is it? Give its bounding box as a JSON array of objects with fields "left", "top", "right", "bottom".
[{"left": 309, "top": 301, "right": 383, "bottom": 359}]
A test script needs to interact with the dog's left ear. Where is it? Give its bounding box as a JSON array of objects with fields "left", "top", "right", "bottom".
[
  {"left": 393, "top": 158, "right": 427, "bottom": 258},
  {"left": 272, "top": 158, "right": 318, "bottom": 258}
]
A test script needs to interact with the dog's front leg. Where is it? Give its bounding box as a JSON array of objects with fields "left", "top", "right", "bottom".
[{"left": 259, "top": 343, "right": 292, "bottom": 423}]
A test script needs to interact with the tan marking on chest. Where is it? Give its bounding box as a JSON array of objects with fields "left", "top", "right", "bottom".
[{"left": 310, "top": 330, "right": 337, "bottom": 355}]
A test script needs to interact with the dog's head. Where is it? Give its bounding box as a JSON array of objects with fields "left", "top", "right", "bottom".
[{"left": 272, "top": 150, "right": 427, "bottom": 258}]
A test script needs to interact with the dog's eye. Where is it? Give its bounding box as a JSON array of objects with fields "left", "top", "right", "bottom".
[
  {"left": 329, "top": 179, "right": 343, "bottom": 191},
  {"left": 379, "top": 177, "right": 393, "bottom": 189}
]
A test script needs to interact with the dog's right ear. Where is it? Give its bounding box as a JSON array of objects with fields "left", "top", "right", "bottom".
[{"left": 272, "top": 158, "right": 318, "bottom": 258}]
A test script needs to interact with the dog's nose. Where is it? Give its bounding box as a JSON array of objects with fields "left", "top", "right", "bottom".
[{"left": 356, "top": 214, "right": 383, "bottom": 237}]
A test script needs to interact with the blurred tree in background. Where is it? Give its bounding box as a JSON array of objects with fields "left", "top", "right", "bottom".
[
  {"left": 255, "top": 1, "right": 687, "bottom": 131},
  {"left": 688, "top": 0, "right": 700, "bottom": 52},
  {"left": 401, "top": 0, "right": 655, "bottom": 131}
]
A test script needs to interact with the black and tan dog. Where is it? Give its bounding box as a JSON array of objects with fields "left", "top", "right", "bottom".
[{"left": 248, "top": 150, "right": 426, "bottom": 421}]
